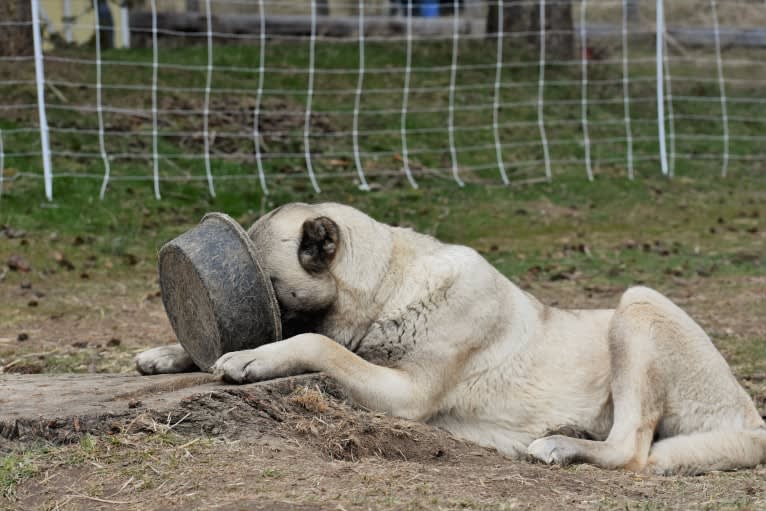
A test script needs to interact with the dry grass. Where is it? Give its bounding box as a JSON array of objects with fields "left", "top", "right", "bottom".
[{"left": 4, "top": 386, "right": 766, "bottom": 510}]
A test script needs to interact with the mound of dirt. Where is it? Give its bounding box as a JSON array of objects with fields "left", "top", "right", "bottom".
[
  {"left": 1, "top": 373, "right": 488, "bottom": 465},
  {"left": 149, "top": 375, "right": 486, "bottom": 463}
]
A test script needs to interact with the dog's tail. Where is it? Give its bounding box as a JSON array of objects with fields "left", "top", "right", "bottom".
[{"left": 645, "top": 428, "right": 766, "bottom": 475}]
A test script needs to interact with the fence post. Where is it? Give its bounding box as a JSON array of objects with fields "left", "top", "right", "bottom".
[
  {"left": 63, "top": 0, "right": 73, "bottom": 42},
  {"left": 0, "top": 129, "right": 4, "bottom": 200},
  {"left": 30, "top": 0, "right": 53, "bottom": 200},
  {"left": 252, "top": 0, "right": 268, "bottom": 195},
  {"left": 303, "top": 0, "right": 321, "bottom": 193},
  {"left": 120, "top": 0, "right": 131, "bottom": 48},
  {"left": 710, "top": 0, "right": 729, "bottom": 177},
  {"left": 655, "top": 0, "right": 669, "bottom": 177},
  {"left": 537, "top": 0, "right": 552, "bottom": 181},
  {"left": 622, "top": 0, "right": 634, "bottom": 180}
]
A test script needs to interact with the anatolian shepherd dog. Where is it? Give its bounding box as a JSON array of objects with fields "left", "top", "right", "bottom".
[{"left": 135, "top": 202, "right": 766, "bottom": 475}]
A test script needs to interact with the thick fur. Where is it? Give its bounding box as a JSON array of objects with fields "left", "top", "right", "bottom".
[{"left": 136, "top": 202, "right": 765, "bottom": 475}]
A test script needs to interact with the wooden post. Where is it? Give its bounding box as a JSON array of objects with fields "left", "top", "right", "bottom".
[{"left": 487, "top": 0, "right": 573, "bottom": 60}]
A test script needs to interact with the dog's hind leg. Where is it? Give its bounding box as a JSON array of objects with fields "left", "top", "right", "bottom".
[
  {"left": 528, "top": 288, "right": 663, "bottom": 470},
  {"left": 645, "top": 428, "right": 766, "bottom": 475},
  {"left": 529, "top": 286, "right": 764, "bottom": 474}
]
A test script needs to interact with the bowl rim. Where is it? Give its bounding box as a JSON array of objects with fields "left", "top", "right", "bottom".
[{"left": 199, "top": 212, "right": 283, "bottom": 343}]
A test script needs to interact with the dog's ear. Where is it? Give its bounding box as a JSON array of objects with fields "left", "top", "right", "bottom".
[{"left": 298, "top": 216, "right": 340, "bottom": 273}]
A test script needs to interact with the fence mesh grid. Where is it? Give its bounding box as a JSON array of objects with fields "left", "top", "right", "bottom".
[{"left": 1, "top": 0, "right": 765, "bottom": 200}]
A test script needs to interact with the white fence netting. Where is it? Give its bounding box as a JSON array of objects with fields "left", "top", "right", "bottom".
[{"left": 1, "top": 0, "right": 765, "bottom": 200}]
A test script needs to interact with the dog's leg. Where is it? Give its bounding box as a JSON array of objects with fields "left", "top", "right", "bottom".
[
  {"left": 212, "top": 333, "right": 438, "bottom": 421},
  {"left": 528, "top": 287, "right": 664, "bottom": 470},
  {"left": 529, "top": 286, "right": 765, "bottom": 474},
  {"left": 645, "top": 429, "right": 766, "bottom": 475},
  {"left": 134, "top": 344, "right": 199, "bottom": 375}
]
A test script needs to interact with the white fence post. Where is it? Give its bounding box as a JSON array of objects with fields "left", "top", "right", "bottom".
[
  {"left": 537, "top": 0, "right": 552, "bottom": 181},
  {"left": 656, "top": 0, "right": 669, "bottom": 177},
  {"left": 150, "top": 0, "right": 161, "bottom": 199},
  {"left": 492, "top": 0, "right": 509, "bottom": 185},
  {"left": 253, "top": 0, "right": 269, "bottom": 194},
  {"left": 31, "top": 0, "right": 53, "bottom": 200},
  {"left": 94, "top": 0, "right": 112, "bottom": 200},
  {"left": 63, "top": 0, "right": 73, "bottom": 43},
  {"left": 622, "top": 0, "right": 634, "bottom": 180},
  {"left": 303, "top": 0, "right": 321, "bottom": 193},
  {"left": 447, "top": 0, "right": 464, "bottom": 187},
  {"left": 710, "top": 0, "right": 730, "bottom": 177},
  {"left": 203, "top": 0, "right": 216, "bottom": 197},
  {"left": 120, "top": 0, "right": 131, "bottom": 48},
  {"left": 400, "top": 0, "right": 417, "bottom": 188},
  {"left": 580, "top": 0, "right": 593, "bottom": 181},
  {"left": 352, "top": 0, "right": 370, "bottom": 191}
]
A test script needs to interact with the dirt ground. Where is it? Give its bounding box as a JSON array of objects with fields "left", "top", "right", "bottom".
[{"left": 1, "top": 268, "right": 765, "bottom": 510}]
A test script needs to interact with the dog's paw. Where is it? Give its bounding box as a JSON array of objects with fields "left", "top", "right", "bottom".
[
  {"left": 211, "top": 346, "right": 289, "bottom": 384},
  {"left": 134, "top": 345, "right": 196, "bottom": 375},
  {"left": 527, "top": 436, "right": 579, "bottom": 466}
]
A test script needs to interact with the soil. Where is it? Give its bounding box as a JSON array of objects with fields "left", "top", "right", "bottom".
[{"left": 1, "top": 273, "right": 765, "bottom": 510}]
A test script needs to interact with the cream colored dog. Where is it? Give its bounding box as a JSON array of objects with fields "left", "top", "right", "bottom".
[{"left": 135, "top": 202, "right": 765, "bottom": 475}]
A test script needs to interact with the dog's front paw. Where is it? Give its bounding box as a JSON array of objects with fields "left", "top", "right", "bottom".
[
  {"left": 211, "top": 346, "right": 289, "bottom": 384},
  {"left": 527, "top": 436, "right": 579, "bottom": 466},
  {"left": 134, "top": 345, "right": 196, "bottom": 375}
]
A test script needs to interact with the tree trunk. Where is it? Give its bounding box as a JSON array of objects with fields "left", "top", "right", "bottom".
[
  {"left": 538, "top": 0, "right": 574, "bottom": 60},
  {"left": 0, "top": 0, "right": 33, "bottom": 57},
  {"left": 486, "top": 0, "right": 573, "bottom": 60}
]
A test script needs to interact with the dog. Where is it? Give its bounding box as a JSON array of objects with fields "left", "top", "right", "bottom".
[{"left": 135, "top": 202, "right": 766, "bottom": 475}]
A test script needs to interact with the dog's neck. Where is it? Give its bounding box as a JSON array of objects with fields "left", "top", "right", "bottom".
[{"left": 325, "top": 224, "right": 444, "bottom": 356}]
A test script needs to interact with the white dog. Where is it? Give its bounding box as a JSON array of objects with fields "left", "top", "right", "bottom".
[{"left": 136, "top": 202, "right": 765, "bottom": 475}]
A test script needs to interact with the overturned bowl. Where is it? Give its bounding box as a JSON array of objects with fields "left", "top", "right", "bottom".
[{"left": 158, "top": 212, "right": 282, "bottom": 371}]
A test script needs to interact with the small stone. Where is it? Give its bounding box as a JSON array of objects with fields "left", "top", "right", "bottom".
[
  {"left": 27, "top": 300, "right": 38, "bottom": 307},
  {"left": 7, "top": 255, "right": 31, "bottom": 273},
  {"left": 107, "top": 338, "right": 121, "bottom": 347},
  {"left": 128, "top": 399, "right": 143, "bottom": 409},
  {"left": 20, "top": 281, "right": 32, "bottom": 289},
  {"left": 17, "top": 333, "right": 29, "bottom": 342}
]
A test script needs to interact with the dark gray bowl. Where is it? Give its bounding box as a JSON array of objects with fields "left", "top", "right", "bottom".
[{"left": 158, "top": 212, "right": 282, "bottom": 371}]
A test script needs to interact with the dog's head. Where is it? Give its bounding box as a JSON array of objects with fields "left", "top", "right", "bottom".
[{"left": 248, "top": 202, "right": 391, "bottom": 339}]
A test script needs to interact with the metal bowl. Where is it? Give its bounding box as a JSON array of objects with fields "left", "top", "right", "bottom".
[{"left": 158, "top": 212, "right": 282, "bottom": 371}]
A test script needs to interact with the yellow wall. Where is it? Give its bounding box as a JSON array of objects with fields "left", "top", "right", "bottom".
[
  {"left": 39, "top": 0, "right": 392, "bottom": 49},
  {"left": 41, "top": 0, "right": 131, "bottom": 48}
]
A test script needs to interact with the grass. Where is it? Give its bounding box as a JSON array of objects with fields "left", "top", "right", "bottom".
[
  {"left": 2, "top": 170, "right": 763, "bottom": 290},
  {"left": 0, "top": 430, "right": 216, "bottom": 506},
  {"left": 0, "top": 450, "right": 43, "bottom": 500}
]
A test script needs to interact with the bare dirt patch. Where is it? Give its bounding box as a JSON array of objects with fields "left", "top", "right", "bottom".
[
  {"left": 5, "top": 374, "right": 766, "bottom": 510},
  {"left": 1, "top": 260, "right": 764, "bottom": 510}
]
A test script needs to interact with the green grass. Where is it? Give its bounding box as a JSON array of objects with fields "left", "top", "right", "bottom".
[
  {"left": 0, "top": 431, "right": 215, "bottom": 503},
  {"left": 0, "top": 450, "right": 42, "bottom": 500},
  {"left": 1, "top": 171, "right": 763, "bottom": 290}
]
